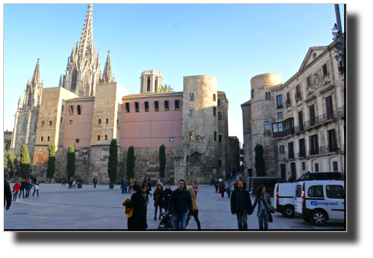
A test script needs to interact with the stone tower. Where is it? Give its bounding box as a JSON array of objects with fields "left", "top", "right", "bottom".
[
  {"left": 250, "top": 73, "right": 282, "bottom": 177},
  {"left": 11, "top": 58, "right": 43, "bottom": 165},
  {"left": 175, "top": 75, "right": 221, "bottom": 183},
  {"left": 62, "top": 4, "right": 101, "bottom": 97},
  {"left": 140, "top": 70, "right": 163, "bottom": 93}
]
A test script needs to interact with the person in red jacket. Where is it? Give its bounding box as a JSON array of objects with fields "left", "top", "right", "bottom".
[
  {"left": 219, "top": 181, "right": 225, "bottom": 198},
  {"left": 12, "top": 182, "right": 21, "bottom": 201}
]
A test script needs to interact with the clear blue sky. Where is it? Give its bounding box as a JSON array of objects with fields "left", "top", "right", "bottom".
[{"left": 3, "top": 4, "right": 345, "bottom": 146}]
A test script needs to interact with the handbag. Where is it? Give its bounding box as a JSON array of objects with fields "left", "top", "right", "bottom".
[{"left": 268, "top": 212, "right": 273, "bottom": 223}]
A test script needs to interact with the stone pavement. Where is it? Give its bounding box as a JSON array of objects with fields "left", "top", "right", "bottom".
[{"left": 4, "top": 183, "right": 345, "bottom": 231}]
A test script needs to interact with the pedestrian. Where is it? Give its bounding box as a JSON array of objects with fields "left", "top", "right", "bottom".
[
  {"left": 153, "top": 184, "right": 163, "bottom": 220},
  {"left": 147, "top": 177, "right": 151, "bottom": 184},
  {"left": 72, "top": 178, "right": 77, "bottom": 189},
  {"left": 157, "top": 177, "right": 161, "bottom": 186},
  {"left": 12, "top": 181, "right": 21, "bottom": 201},
  {"left": 19, "top": 179, "right": 26, "bottom": 199},
  {"left": 141, "top": 180, "right": 152, "bottom": 220},
  {"left": 230, "top": 180, "right": 253, "bottom": 231},
  {"left": 186, "top": 187, "right": 202, "bottom": 231},
  {"left": 4, "top": 180, "right": 12, "bottom": 210},
  {"left": 226, "top": 181, "right": 231, "bottom": 198},
  {"left": 219, "top": 181, "right": 225, "bottom": 198},
  {"left": 68, "top": 177, "right": 72, "bottom": 189},
  {"left": 92, "top": 176, "right": 98, "bottom": 188},
  {"left": 162, "top": 183, "right": 172, "bottom": 213},
  {"left": 129, "top": 177, "right": 134, "bottom": 193},
  {"left": 192, "top": 181, "right": 199, "bottom": 197},
  {"left": 33, "top": 180, "right": 39, "bottom": 197},
  {"left": 252, "top": 185, "right": 274, "bottom": 231},
  {"left": 168, "top": 179, "right": 193, "bottom": 230},
  {"left": 25, "top": 179, "right": 31, "bottom": 197},
  {"left": 122, "top": 184, "right": 148, "bottom": 231},
  {"left": 219, "top": 177, "right": 223, "bottom": 183},
  {"left": 135, "top": 178, "right": 139, "bottom": 185},
  {"left": 214, "top": 180, "right": 219, "bottom": 193},
  {"left": 61, "top": 177, "right": 66, "bottom": 187},
  {"left": 121, "top": 177, "right": 125, "bottom": 193},
  {"left": 124, "top": 177, "right": 129, "bottom": 193}
]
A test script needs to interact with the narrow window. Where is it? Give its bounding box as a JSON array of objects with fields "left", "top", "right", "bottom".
[
  {"left": 147, "top": 77, "right": 150, "bottom": 92},
  {"left": 268, "top": 92, "right": 270, "bottom": 100},
  {"left": 190, "top": 110, "right": 193, "bottom": 116},
  {"left": 105, "top": 135, "right": 108, "bottom": 141},
  {"left": 315, "top": 163, "right": 319, "bottom": 172},
  {"left": 145, "top": 101, "right": 149, "bottom": 112},
  {"left": 277, "top": 95, "right": 283, "bottom": 108},
  {"left": 251, "top": 90, "right": 254, "bottom": 98},
  {"left": 219, "top": 135, "right": 222, "bottom": 143},
  {"left": 42, "top": 121, "right": 45, "bottom": 126},
  {"left": 265, "top": 92, "right": 267, "bottom": 100},
  {"left": 302, "top": 162, "right": 306, "bottom": 170},
  {"left": 62, "top": 105, "right": 64, "bottom": 111},
  {"left": 214, "top": 131, "right": 217, "bottom": 141},
  {"left": 218, "top": 112, "right": 222, "bottom": 120},
  {"left": 154, "top": 101, "right": 159, "bottom": 111},
  {"left": 277, "top": 112, "right": 283, "bottom": 119},
  {"left": 70, "top": 120, "right": 73, "bottom": 124},
  {"left": 41, "top": 137, "right": 43, "bottom": 142},
  {"left": 22, "top": 118, "right": 27, "bottom": 132},
  {"left": 49, "top": 121, "right": 52, "bottom": 126},
  {"left": 169, "top": 137, "right": 174, "bottom": 142},
  {"left": 47, "top": 136, "right": 50, "bottom": 142},
  {"left": 333, "top": 161, "right": 338, "bottom": 171},
  {"left": 323, "top": 64, "right": 328, "bottom": 76},
  {"left": 307, "top": 76, "right": 311, "bottom": 87},
  {"left": 189, "top": 93, "right": 195, "bottom": 101},
  {"left": 98, "top": 119, "right": 101, "bottom": 124},
  {"left": 213, "top": 107, "right": 216, "bottom": 116},
  {"left": 97, "top": 135, "right": 100, "bottom": 141},
  {"left": 213, "top": 94, "right": 216, "bottom": 101},
  {"left": 60, "top": 118, "right": 63, "bottom": 124},
  {"left": 190, "top": 132, "right": 194, "bottom": 141},
  {"left": 280, "top": 145, "right": 284, "bottom": 154},
  {"left": 76, "top": 139, "right": 79, "bottom": 143},
  {"left": 125, "top": 103, "right": 130, "bottom": 113},
  {"left": 218, "top": 99, "right": 222, "bottom": 106},
  {"left": 106, "top": 118, "right": 108, "bottom": 124},
  {"left": 69, "top": 105, "right": 74, "bottom": 115},
  {"left": 77, "top": 105, "right": 82, "bottom": 115},
  {"left": 165, "top": 100, "right": 169, "bottom": 111},
  {"left": 175, "top": 100, "right": 180, "bottom": 111},
  {"left": 135, "top": 102, "right": 139, "bottom": 112}
]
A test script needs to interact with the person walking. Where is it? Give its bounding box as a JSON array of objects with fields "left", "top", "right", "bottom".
[
  {"left": 214, "top": 180, "right": 219, "bottom": 193},
  {"left": 252, "top": 185, "right": 274, "bottom": 231},
  {"left": 61, "top": 177, "right": 66, "bottom": 187},
  {"left": 33, "top": 180, "right": 39, "bottom": 197},
  {"left": 122, "top": 184, "right": 148, "bottom": 231},
  {"left": 124, "top": 177, "right": 129, "bottom": 193},
  {"left": 153, "top": 184, "right": 163, "bottom": 220},
  {"left": 92, "top": 177, "right": 98, "bottom": 188},
  {"left": 121, "top": 177, "right": 125, "bottom": 193},
  {"left": 186, "top": 187, "right": 202, "bottom": 231},
  {"left": 4, "top": 180, "right": 12, "bottom": 210},
  {"left": 129, "top": 177, "right": 134, "bottom": 193},
  {"left": 219, "top": 181, "right": 225, "bottom": 198},
  {"left": 25, "top": 179, "right": 31, "bottom": 198},
  {"left": 226, "top": 181, "right": 231, "bottom": 198},
  {"left": 192, "top": 181, "right": 199, "bottom": 198},
  {"left": 141, "top": 180, "right": 152, "bottom": 220},
  {"left": 168, "top": 179, "right": 193, "bottom": 230},
  {"left": 19, "top": 179, "right": 26, "bottom": 199},
  {"left": 72, "top": 178, "right": 77, "bottom": 189},
  {"left": 12, "top": 181, "right": 21, "bottom": 201},
  {"left": 230, "top": 180, "right": 253, "bottom": 231},
  {"left": 162, "top": 184, "right": 172, "bottom": 213}
]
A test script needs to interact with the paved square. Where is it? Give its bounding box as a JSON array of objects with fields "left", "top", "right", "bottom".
[{"left": 4, "top": 183, "right": 345, "bottom": 231}]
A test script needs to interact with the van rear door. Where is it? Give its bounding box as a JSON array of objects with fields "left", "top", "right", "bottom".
[
  {"left": 324, "top": 184, "right": 345, "bottom": 220},
  {"left": 294, "top": 183, "right": 303, "bottom": 214}
]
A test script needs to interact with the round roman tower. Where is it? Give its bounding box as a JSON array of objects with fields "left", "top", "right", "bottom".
[{"left": 250, "top": 73, "right": 282, "bottom": 177}]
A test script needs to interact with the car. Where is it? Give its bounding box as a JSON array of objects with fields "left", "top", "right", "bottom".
[
  {"left": 294, "top": 180, "right": 345, "bottom": 226},
  {"left": 274, "top": 182, "right": 297, "bottom": 218},
  {"left": 296, "top": 172, "right": 343, "bottom": 181},
  {"left": 247, "top": 177, "right": 287, "bottom": 195}
]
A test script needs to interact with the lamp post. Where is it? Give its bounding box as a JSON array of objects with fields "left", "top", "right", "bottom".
[{"left": 332, "top": 4, "right": 345, "bottom": 73}]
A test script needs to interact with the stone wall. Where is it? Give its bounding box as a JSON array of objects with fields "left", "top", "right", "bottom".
[{"left": 228, "top": 136, "right": 240, "bottom": 172}]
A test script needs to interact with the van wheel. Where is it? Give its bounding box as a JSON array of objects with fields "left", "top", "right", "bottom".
[
  {"left": 282, "top": 206, "right": 295, "bottom": 218},
  {"left": 310, "top": 210, "right": 327, "bottom": 226}
]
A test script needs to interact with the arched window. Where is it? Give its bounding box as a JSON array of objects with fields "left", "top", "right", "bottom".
[
  {"left": 22, "top": 117, "right": 27, "bottom": 132},
  {"left": 264, "top": 121, "right": 271, "bottom": 132},
  {"left": 98, "top": 119, "right": 101, "bottom": 124},
  {"left": 194, "top": 155, "right": 200, "bottom": 164},
  {"left": 106, "top": 118, "right": 108, "bottom": 124},
  {"left": 147, "top": 77, "right": 150, "bottom": 92},
  {"left": 97, "top": 135, "right": 100, "bottom": 141}
]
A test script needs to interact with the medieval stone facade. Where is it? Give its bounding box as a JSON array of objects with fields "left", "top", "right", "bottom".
[
  {"left": 242, "top": 39, "right": 345, "bottom": 180},
  {"left": 10, "top": 4, "right": 235, "bottom": 185}
]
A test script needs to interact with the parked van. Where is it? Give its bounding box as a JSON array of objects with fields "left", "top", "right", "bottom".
[
  {"left": 296, "top": 172, "right": 342, "bottom": 181},
  {"left": 294, "top": 180, "right": 345, "bottom": 226},
  {"left": 274, "top": 182, "right": 297, "bottom": 218},
  {"left": 248, "top": 177, "right": 287, "bottom": 195}
]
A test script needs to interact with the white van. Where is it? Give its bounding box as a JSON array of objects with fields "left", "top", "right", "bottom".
[
  {"left": 274, "top": 182, "right": 297, "bottom": 218},
  {"left": 294, "top": 180, "right": 345, "bottom": 226}
]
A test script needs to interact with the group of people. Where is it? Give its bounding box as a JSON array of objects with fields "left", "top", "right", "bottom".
[
  {"left": 122, "top": 179, "right": 202, "bottom": 231},
  {"left": 9, "top": 175, "right": 40, "bottom": 202},
  {"left": 62, "top": 177, "right": 83, "bottom": 189}
]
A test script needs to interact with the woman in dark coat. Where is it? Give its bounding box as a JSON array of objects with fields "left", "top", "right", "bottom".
[
  {"left": 125, "top": 184, "right": 148, "bottom": 231},
  {"left": 162, "top": 184, "right": 172, "bottom": 213},
  {"left": 153, "top": 184, "right": 163, "bottom": 220},
  {"left": 252, "top": 185, "right": 273, "bottom": 231},
  {"left": 19, "top": 179, "right": 26, "bottom": 199}
]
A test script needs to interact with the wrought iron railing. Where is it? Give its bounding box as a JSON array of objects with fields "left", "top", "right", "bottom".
[
  {"left": 298, "top": 151, "right": 306, "bottom": 158},
  {"left": 295, "top": 91, "right": 301, "bottom": 101},
  {"left": 277, "top": 104, "right": 283, "bottom": 109},
  {"left": 304, "top": 112, "right": 337, "bottom": 130},
  {"left": 309, "top": 148, "right": 319, "bottom": 156},
  {"left": 285, "top": 99, "right": 291, "bottom": 107},
  {"left": 288, "top": 152, "right": 294, "bottom": 159}
]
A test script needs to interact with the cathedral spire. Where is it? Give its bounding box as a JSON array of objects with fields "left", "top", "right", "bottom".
[
  {"left": 78, "top": 4, "right": 94, "bottom": 63},
  {"left": 31, "top": 58, "right": 40, "bottom": 86},
  {"left": 101, "top": 50, "right": 113, "bottom": 83}
]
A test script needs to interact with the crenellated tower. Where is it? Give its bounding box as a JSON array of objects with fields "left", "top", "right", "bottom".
[{"left": 62, "top": 4, "right": 101, "bottom": 97}]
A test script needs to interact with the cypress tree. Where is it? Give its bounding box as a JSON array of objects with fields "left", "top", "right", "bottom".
[
  {"left": 67, "top": 144, "right": 75, "bottom": 179},
  {"left": 47, "top": 144, "right": 56, "bottom": 181},
  {"left": 4, "top": 150, "right": 8, "bottom": 171},
  {"left": 7, "top": 150, "right": 16, "bottom": 172},
  {"left": 126, "top": 146, "right": 135, "bottom": 179},
  {"left": 159, "top": 144, "right": 166, "bottom": 178},
  {"left": 108, "top": 139, "right": 118, "bottom": 188},
  {"left": 255, "top": 143, "right": 265, "bottom": 176},
  {"left": 20, "top": 145, "right": 31, "bottom": 179}
]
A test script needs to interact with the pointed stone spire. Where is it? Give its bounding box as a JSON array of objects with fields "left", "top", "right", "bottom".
[
  {"left": 101, "top": 50, "right": 113, "bottom": 83},
  {"left": 31, "top": 58, "right": 40, "bottom": 86},
  {"left": 78, "top": 4, "right": 94, "bottom": 63}
]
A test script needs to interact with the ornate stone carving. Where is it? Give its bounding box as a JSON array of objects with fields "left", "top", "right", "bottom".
[{"left": 313, "top": 73, "right": 321, "bottom": 89}]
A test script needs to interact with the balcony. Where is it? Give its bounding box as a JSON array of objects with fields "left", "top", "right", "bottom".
[
  {"left": 328, "top": 144, "right": 339, "bottom": 153},
  {"left": 272, "top": 118, "right": 294, "bottom": 139},
  {"left": 294, "top": 124, "right": 305, "bottom": 134},
  {"left": 295, "top": 91, "right": 301, "bottom": 102},
  {"left": 337, "top": 106, "right": 345, "bottom": 118},
  {"left": 304, "top": 112, "right": 337, "bottom": 130},
  {"left": 298, "top": 150, "right": 306, "bottom": 158},
  {"left": 277, "top": 104, "right": 283, "bottom": 109},
  {"left": 285, "top": 99, "right": 291, "bottom": 107},
  {"left": 309, "top": 148, "right": 319, "bottom": 156},
  {"left": 288, "top": 152, "right": 295, "bottom": 159}
]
